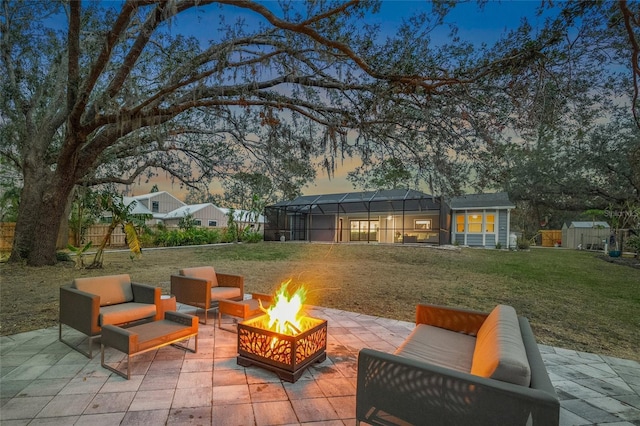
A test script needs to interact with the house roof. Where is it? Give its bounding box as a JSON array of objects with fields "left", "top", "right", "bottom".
[
  {"left": 449, "top": 192, "right": 515, "bottom": 210},
  {"left": 122, "top": 197, "right": 154, "bottom": 216},
  {"left": 269, "top": 189, "right": 440, "bottom": 214},
  {"left": 163, "top": 203, "right": 212, "bottom": 219},
  {"left": 567, "top": 221, "right": 610, "bottom": 228},
  {"left": 130, "top": 191, "right": 185, "bottom": 205}
]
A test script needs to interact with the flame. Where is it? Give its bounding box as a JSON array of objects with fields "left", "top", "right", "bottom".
[{"left": 262, "top": 279, "right": 307, "bottom": 336}]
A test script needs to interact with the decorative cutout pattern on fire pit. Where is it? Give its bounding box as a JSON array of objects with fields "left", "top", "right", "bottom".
[
  {"left": 237, "top": 314, "right": 328, "bottom": 382},
  {"left": 295, "top": 324, "right": 327, "bottom": 364},
  {"left": 239, "top": 327, "right": 293, "bottom": 365}
]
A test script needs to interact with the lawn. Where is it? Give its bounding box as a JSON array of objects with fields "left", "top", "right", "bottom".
[{"left": 1, "top": 242, "right": 638, "bottom": 360}]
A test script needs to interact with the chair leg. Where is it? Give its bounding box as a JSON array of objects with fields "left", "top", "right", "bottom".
[{"left": 59, "top": 323, "right": 97, "bottom": 358}]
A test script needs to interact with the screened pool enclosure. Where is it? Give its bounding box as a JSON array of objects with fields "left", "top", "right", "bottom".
[{"left": 264, "top": 190, "right": 451, "bottom": 245}]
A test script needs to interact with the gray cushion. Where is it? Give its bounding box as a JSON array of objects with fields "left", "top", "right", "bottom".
[
  {"left": 395, "top": 324, "right": 476, "bottom": 373},
  {"left": 210, "top": 286, "right": 242, "bottom": 301},
  {"left": 470, "top": 305, "right": 531, "bottom": 387},
  {"left": 180, "top": 266, "right": 219, "bottom": 287},
  {"left": 99, "top": 302, "right": 156, "bottom": 326},
  {"left": 72, "top": 274, "right": 133, "bottom": 306}
]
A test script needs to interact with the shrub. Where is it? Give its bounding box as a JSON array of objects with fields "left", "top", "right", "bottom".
[
  {"left": 517, "top": 237, "right": 530, "bottom": 250},
  {"left": 626, "top": 235, "right": 640, "bottom": 256},
  {"left": 241, "top": 230, "right": 263, "bottom": 243}
]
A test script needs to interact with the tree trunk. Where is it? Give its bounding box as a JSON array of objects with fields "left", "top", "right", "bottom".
[
  {"left": 10, "top": 168, "right": 76, "bottom": 266},
  {"left": 56, "top": 190, "right": 75, "bottom": 250}
]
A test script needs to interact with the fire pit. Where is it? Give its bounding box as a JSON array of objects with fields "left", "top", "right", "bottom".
[{"left": 236, "top": 280, "right": 327, "bottom": 382}]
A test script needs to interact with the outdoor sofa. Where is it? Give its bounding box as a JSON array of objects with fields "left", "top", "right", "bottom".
[
  {"left": 59, "top": 274, "right": 161, "bottom": 358},
  {"left": 356, "top": 304, "right": 560, "bottom": 426},
  {"left": 170, "top": 266, "right": 244, "bottom": 324}
]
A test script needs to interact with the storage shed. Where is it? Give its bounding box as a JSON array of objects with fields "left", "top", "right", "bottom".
[{"left": 562, "top": 221, "right": 611, "bottom": 250}]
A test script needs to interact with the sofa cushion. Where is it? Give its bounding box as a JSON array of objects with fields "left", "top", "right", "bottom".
[
  {"left": 395, "top": 324, "right": 476, "bottom": 373},
  {"left": 470, "top": 305, "right": 531, "bottom": 387},
  {"left": 210, "top": 286, "right": 242, "bottom": 301},
  {"left": 180, "top": 266, "right": 218, "bottom": 287},
  {"left": 72, "top": 274, "right": 133, "bottom": 306},
  {"left": 99, "top": 302, "right": 157, "bottom": 326}
]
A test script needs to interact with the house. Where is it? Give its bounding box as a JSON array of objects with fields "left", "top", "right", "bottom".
[
  {"left": 162, "top": 203, "right": 228, "bottom": 228},
  {"left": 129, "top": 191, "right": 185, "bottom": 221},
  {"left": 449, "top": 192, "right": 515, "bottom": 248},
  {"left": 264, "top": 189, "right": 449, "bottom": 244},
  {"left": 562, "top": 221, "right": 611, "bottom": 250},
  {"left": 122, "top": 197, "right": 154, "bottom": 216}
]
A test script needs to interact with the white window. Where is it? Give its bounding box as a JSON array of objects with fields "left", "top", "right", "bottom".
[{"left": 208, "top": 220, "right": 217, "bottom": 227}]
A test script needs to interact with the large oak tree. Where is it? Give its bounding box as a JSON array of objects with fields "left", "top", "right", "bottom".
[
  {"left": 4, "top": 0, "right": 637, "bottom": 265},
  {"left": 3, "top": 0, "right": 550, "bottom": 265}
]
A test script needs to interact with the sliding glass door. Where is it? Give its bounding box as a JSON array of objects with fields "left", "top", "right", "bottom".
[{"left": 350, "top": 220, "right": 379, "bottom": 241}]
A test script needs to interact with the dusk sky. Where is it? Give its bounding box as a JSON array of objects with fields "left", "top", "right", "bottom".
[{"left": 126, "top": 1, "right": 552, "bottom": 198}]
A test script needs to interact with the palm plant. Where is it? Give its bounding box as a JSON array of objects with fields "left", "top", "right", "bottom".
[{"left": 88, "top": 192, "right": 150, "bottom": 268}]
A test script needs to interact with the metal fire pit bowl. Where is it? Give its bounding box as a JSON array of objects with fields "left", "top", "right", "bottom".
[{"left": 237, "top": 314, "right": 327, "bottom": 382}]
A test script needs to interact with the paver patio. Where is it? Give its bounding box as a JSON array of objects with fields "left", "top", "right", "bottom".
[{"left": 1, "top": 303, "right": 639, "bottom": 425}]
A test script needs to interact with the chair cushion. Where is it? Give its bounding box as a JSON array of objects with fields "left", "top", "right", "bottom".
[
  {"left": 394, "top": 324, "right": 476, "bottom": 373},
  {"left": 99, "top": 302, "right": 157, "bottom": 326},
  {"left": 470, "top": 305, "right": 531, "bottom": 387},
  {"left": 210, "top": 286, "right": 242, "bottom": 301},
  {"left": 180, "top": 266, "right": 218, "bottom": 287},
  {"left": 72, "top": 274, "right": 133, "bottom": 306}
]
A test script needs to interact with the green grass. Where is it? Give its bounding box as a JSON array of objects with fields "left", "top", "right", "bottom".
[
  {"left": 187, "top": 243, "right": 640, "bottom": 359},
  {"left": 2, "top": 242, "right": 638, "bottom": 360}
]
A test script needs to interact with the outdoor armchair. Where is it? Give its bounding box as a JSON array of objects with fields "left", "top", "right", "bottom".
[
  {"left": 170, "top": 266, "right": 244, "bottom": 324},
  {"left": 59, "top": 274, "right": 161, "bottom": 358}
]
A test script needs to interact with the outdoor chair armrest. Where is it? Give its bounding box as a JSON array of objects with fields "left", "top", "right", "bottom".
[
  {"left": 131, "top": 282, "right": 161, "bottom": 304},
  {"left": 59, "top": 286, "right": 101, "bottom": 336},
  {"left": 170, "top": 274, "right": 212, "bottom": 308},
  {"left": 416, "top": 303, "right": 488, "bottom": 336},
  {"left": 357, "top": 348, "right": 559, "bottom": 426},
  {"left": 216, "top": 273, "right": 244, "bottom": 293}
]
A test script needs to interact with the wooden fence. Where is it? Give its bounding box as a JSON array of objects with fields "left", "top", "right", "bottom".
[
  {"left": 0, "top": 223, "right": 127, "bottom": 252},
  {"left": 540, "top": 230, "right": 563, "bottom": 247},
  {"left": 0, "top": 222, "right": 15, "bottom": 251}
]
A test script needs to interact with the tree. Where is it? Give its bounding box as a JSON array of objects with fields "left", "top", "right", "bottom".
[
  {"left": 2, "top": 0, "right": 607, "bottom": 265},
  {"left": 347, "top": 158, "right": 415, "bottom": 191}
]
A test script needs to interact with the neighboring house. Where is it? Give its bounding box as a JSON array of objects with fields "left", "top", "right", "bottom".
[
  {"left": 99, "top": 196, "right": 154, "bottom": 224},
  {"left": 162, "top": 203, "right": 228, "bottom": 228},
  {"left": 449, "top": 192, "right": 515, "bottom": 248},
  {"left": 122, "top": 197, "right": 154, "bottom": 216},
  {"left": 264, "top": 189, "right": 449, "bottom": 244},
  {"left": 562, "top": 221, "right": 611, "bottom": 250},
  {"left": 129, "top": 191, "right": 186, "bottom": 221}
]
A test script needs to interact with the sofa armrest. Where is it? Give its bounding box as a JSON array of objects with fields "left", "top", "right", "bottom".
[
  {"left": 216, "top": 273, "right": 244, "bottom": 294},
  {"left": 170, "top": 275, "right": 212, "bottom": 308},
  {"left": 357, "top": 348, "right": 559, "bottom": 426},
  {"left": 520, "top": 317, "right": 557, "bottom": 398},
  {"left": 416, "top": 303, "right": 488, "bottom": 336},
  {"left": 59, "top": 286, "right": 101, "bottom": 336}
]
